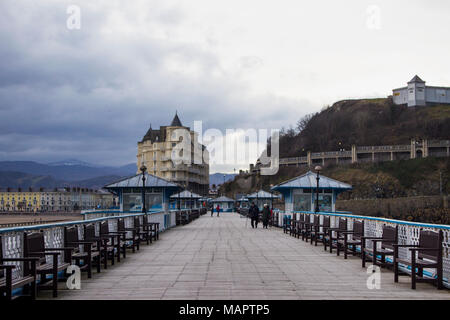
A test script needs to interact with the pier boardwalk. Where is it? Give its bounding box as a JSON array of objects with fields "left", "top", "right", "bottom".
[{"left": 42, "top": 213, "right": 449, "bottom": 300}]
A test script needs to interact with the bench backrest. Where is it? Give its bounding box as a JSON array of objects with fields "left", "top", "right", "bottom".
[
  {"left": 84, "top": 224, "right": 96, "bottom": 241},
  {"left": 65, "top": 226, "right": 87, "bottom": 255},
  {"left": 100, "top": 221, "right": 110, "bottom": 235},
  {"left": 380, "top": 225, "right": 398, "bottom": 250},
  {"left": 418, "top": 230, "right": 442, "bottom": 261},
  {"left": 352, "top": 220, "right": 364, "bottom": 240},
  {"left": 23, "top": 232, "right": 46, "bottom": 265},
  {"left": 134, "top": 217, "right": 141, "bottom": 229},
  {"left": 117, "top": 219, "right": 125, "bottom": 232},
  {"left": 64, "top": 226, "right": 80, "bottom": 251},
  {"left": 338, "top": 218, "right": 347, "bottom": 231},
  {"left": 313, "top": 215, "right": 319, "bottom": 226},
  {"left": 322, "top": 216, "right": 330, "bottom": 228}
]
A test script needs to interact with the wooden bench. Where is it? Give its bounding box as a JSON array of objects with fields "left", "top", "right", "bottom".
[
  {"left": 23, "top": 232, "right": 72, "bottom": 298},
  {"left": 117, "top": 218, "right": 140, "bottom": 253},
  {"left": 361, "top": 225, "right": 398, "bottom": 268},
  {"left": 337, "top": 220, "right": 364, "bottom": 259},
  {"left": 143, "top": 215, "right": 159, "bottom": 241},
  {"left": 394, "top": 229, "right": 443, "bottom": 290},
  {"left": 64, "top": 226, "right": 101, "bottom": 278},
  {"left": 84, "top": 224, "right": 115, "bottom": 269},
  {"left": 310, "top": 216, "right": 331, "bottom": 248},
  {"left": 0, "top": 235, "right": 38, "bottom": 300},
  {"left": 327, "top": 218, "right": 347, "bottom": 254}
]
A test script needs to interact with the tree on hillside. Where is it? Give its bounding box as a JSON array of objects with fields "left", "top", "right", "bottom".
[{"left": 296, "top": 113, "right": 314, "bottom": 133}]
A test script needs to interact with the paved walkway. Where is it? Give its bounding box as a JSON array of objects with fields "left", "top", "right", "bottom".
[{"left": 46, "top": 213, "right": 449, "bottom": 300}]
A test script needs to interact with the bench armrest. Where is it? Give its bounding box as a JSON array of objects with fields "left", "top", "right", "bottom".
[
  {"left": 393, "top": 244, "right": 420, "bottom": 248},
  {"left": 409, "top": 247, "right": 440, "bottom": 252},
  {"left": 2, "top": 257, "right": 40, "bottom": 262}
]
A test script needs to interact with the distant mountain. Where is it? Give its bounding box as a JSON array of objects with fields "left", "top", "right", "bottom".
[
  {"left": 0, "top": 171, "right": 64, "bottom": 189},
  {"left": 209, "top": 173, "right": 237, "bottom": 187},
  {"left": 47, "top": 159, "right": 101, "bottom": 167},
  {"left": 0, "top": 160, "right": 136, "bottom": 181}
]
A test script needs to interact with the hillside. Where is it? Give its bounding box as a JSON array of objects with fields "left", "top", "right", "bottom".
[
  {"left": 209, "top": 173, "right": 237, "bottom": 187},
  {"left": 0, "top": 160, "right": 136, "bottom": 181},
  {"left": 223, "top": 156, "right": 449, "bottom": 199},
  {"left": 0, "top": 171, "right": 124, "bottom": 190},
  {"left": 277, "top": 98, "right": 450, "bottom": 158}
]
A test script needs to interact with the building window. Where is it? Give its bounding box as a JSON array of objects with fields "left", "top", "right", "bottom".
[{"left": 293, "top": 194, "right": 311, "bottom": 212}]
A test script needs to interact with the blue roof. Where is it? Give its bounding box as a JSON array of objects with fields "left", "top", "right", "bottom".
[
  {"left": 105, "top": 173, "right": 180, "bottom": 189},
  {"left": 211, "top": 196, "right": 235, "bottom": 202},
  {"left": 170, "top": 190, "right": 203, "bottom": 199},
  {"left": 271, "top": 171, "right": 352, "bottom": 191},
  {"left": 247, "top": 190, "right": 281, "bottom": 199}
]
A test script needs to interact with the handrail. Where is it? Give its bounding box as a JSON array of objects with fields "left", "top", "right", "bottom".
[
  {"left": 0, "top": 212, "right": 154, "bottom": 234},
  {"left": 292, "top": 211, "right": 450, "bottom": 230}
]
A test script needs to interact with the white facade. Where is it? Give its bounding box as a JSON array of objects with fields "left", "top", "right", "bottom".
[{"left": 393, "top": 75, "right": 450, "bottom": 107}]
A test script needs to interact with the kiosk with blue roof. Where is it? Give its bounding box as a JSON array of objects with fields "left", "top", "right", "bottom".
[
  {"left": 271, "top": 171, "right": 352, "bottom": 213},
  {"left": 105, "top": 173, "right": 181, "bottom": 212}
]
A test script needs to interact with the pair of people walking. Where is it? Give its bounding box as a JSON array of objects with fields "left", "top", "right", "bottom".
[
  {"left": 249, "top": 202, "right": 271, "bottom": 229},
  {"left": 211, "top": 204, "right": 220, "bottom": 217}
]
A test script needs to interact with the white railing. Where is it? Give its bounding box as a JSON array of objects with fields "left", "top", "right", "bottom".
[
  {"left": 0, "top": 210, "right": 174, "bottom": 281},
  {"left": 278, "top": 210, "right": 450, "bottom": 289}
]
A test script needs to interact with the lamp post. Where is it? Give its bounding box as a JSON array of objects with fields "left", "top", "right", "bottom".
[
  {"left": 314, "top": 166, "right": 322, "bottom": 213},
  {"left": 270, "top": 184, "right": 274, "bottom": 211},
  {"left": 140, "top": 161, "right": 147, "bottom": 213}
]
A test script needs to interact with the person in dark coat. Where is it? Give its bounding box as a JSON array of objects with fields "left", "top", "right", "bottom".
[
  {"left": 261, "top": 204, "right": 271, "bottom": 229},
  {"left": 249, "top": 202, "right": 259, "bottom": 228}
]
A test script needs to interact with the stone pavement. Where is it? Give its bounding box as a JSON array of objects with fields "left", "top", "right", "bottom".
[{"left": 44, "top": 212, "right": 450, "bottom": 300}]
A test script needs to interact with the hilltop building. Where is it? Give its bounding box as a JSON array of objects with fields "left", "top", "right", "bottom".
[
  {"left": 136, "top": 113, "right": 209, "bottom": 195},
  {"left": 393, "top": 75, "right": 450, "bottom": 107}
]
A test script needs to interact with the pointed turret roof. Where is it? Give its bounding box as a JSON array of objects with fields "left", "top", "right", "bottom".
[
  {"left": 408, "top": 75, "right": 425, "bottom": 83},
  {"left": 170, "top": 112, "right": 182, "bottom": 127}
]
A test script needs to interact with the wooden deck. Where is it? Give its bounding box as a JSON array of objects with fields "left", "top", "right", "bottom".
[{"left": 42, "top": 212, "right": 450, "bottom": 300}]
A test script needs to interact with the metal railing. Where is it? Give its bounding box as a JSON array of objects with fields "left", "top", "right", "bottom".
[{"left": 276, "top": 210, "right": 450, "bottom": 289}]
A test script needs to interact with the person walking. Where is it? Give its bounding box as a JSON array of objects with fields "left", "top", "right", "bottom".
[
  {"left": 216, "top": 204, "right": 220, "bottom": 217},
  {"left": 262, "top": 204, "right": 270, "bottom": 229},
  {"left": 249, "top": 202, "right": 259, "bottom": 228}
]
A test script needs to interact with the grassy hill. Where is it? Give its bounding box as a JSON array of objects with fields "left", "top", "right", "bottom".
[
  {"left": 224, "top": 152, "right": 449, "bottom": 199},
  {"left": 277, "top": 98, "right": 450, "bottom": 158}
]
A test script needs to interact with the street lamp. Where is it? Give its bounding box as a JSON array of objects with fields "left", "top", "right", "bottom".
[
  {"left": 270, "top": 184, "right": 274, "bottom": 211},
  {"left": 314, "top": 165, "right": 322, "bottom": 213},
  {"left": 140, "top": 161, "right": 147, "bottom": 213}
]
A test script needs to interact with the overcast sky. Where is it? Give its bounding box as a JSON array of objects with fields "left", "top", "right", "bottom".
[{"left": 1, "top": 0, "right": 449, "bottom": 173}]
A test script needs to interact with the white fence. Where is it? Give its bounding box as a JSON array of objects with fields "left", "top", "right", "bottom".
[{"left": 278, "top": 211, "right": 450, "bottom": 289}]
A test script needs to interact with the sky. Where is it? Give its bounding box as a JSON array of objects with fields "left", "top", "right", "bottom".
[{"left": 0, "top": 0, "right": 449, "bottom": 173}]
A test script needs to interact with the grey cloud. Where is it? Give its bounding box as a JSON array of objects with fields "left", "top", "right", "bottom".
[{"left": 0, "top": 1, "right": 314, "bottom": 169}]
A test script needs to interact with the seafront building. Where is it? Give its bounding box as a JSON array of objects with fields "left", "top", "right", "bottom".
[
  {"left": 136, "top": 113, "right": 209, "bottom": 195},
  {"left": 0, "top": 187, "right": 114, "bottom": 212}
]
